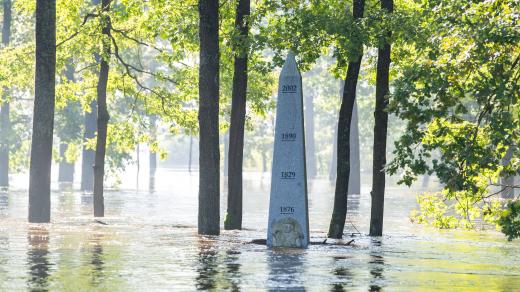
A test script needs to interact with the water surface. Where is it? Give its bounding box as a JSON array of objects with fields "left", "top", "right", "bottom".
[{"left": 1, "top": 170, "right": 519, "bottom": 291}]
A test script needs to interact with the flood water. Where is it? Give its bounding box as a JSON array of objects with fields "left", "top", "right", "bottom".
[{"left": 1, "top": 169, "right": 519, "bottom": 291}]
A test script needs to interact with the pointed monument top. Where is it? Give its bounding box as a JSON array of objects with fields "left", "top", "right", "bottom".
[{"left": 281, "top": 50, "right": 300, "bottom": 77}]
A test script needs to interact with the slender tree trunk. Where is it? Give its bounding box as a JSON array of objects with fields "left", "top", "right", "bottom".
[
  {"left": 327, "top": 0, "right": 365, "bottom": 239},
  {"left": 188, "top": 134, "right": 193, "bottom": 173},
  {"left": 81, "top": 0, "right": 101, "bottom": 191},
  {"left": 81, "top": 100, "right": 96, "bottom": 191},
  {"left": 349, "top": 100, "right": 360, "bottom": 194},
  {"left": 149, "top": 115, "right": 157, "bottom": 191},
  {"left": 225, "top": 0, "right": 250, "bottom": 230},
  {"left": 58, "top": 143, "right": 74, "bottom": 183},
  {"left": 58, "top": 65, "right": 76, "bottom": 184},
  {"left": 198, "top": 0, "right": 220, "bottom": 235},
  {"left": 500, "top": 146, "right": 516, "bottom": 199},
  {"left": 28, "top": 0, "right": 56, "bottom": 223},
  {"left": 0, "top": 0, "right": 12, "bottom": 187},
  {"left": 223, "top": 131, "right": 229, "bottom": 176},
  {"left": 305, "top": 92, "right": 317, "bottom": 178},
  {"left": 93, "top": 0, "right": 111, "bottom": 218},
  {"left": 369, "top": 0, "right": 393, "bottom": 237}
]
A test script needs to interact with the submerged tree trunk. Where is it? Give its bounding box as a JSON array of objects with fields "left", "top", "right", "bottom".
[
  {"left": 327, "top": 0, "right": 365, "bottom": 239},
  {"left": 58, "top": 143, "right": 74, "bottom": 183},
  {"left": 223, "top": 131, "right": 229, "bottom": 176},
  {"left": 198, "top": 0, "right": 220, "bottom": 235},
  {"left": 500, "top": 146, "right": 516, "bottom": 199},
  {"left": 58, "top": 65, "right": 76, "bottom": 184},
  {"left": 349, "top": 100, "right": 360, "bottom": 195},
  {"left": 81, "top": 100, "right": 96, "bottom": 191},
  {"left": 305, "top": 92, "right": 317, "bottom": 178},
  {"left": 93, "top": 0, "right": 111, "bottom": 218},
  {"left": 28, "top": 0, "right": 56, "bottom": 223},
  {"left": 225, "top": 0, "right": 250, "bottom": 231},
  {"left": 149, "top": 115, "right": 157, "bottom": 191},
  {"left": 329, "top": 81, "right": 360, "bottom": 191},
  {"left": 0, "top": 0, "right": 12, "bottom": 187},
  {"left": 81, "top": 0, "right": 101, "bottom": 192},
  {"left": 369, "top": 0, "right": 393, "bottom": 237},
  {"left": 188, "top": 134, "right": 193, "bottom": 173}
]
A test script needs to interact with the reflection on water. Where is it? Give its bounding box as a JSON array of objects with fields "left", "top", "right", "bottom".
[
  {"left": 90, "top": 233, "right": 104, "bottom": 287},
  {"left": 196, "top": 238, "right": 219, "bottom": 290},
  {"left": 330, "top": 256, "right": 353, "bottom": 292},
  {"left": 369, "top": 239, "right": 385, "bottom": 292},
  {"left": 27, "top": 226, "right": 51, "bottom": 292},
  {"left": 224, "top": 249, "right": 241, "bottom": 292},
  {"left": 0, "top": 171, "right": 519, "bottom": 290},
  {"left": 267, "top": 249, "right": 306, "bottom": 291}
]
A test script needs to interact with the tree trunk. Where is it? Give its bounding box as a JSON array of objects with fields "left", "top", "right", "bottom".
[
  {"left": 198, "top": 0, "right": 220, "bottom": 235},
  {"left": 349, "top": 100, "right": 360, "bottom": 195},
  {"left": 58, "top": 64, "right": 76, "bottom": 184},
  {"left": 93, "top": 0, "right": 111, "bottom": 218},
  {"left": 81, "top": 100, "right": 96, "bottom": 191},
  {"left": 225, "top": 0, "right": 250, "bottom": 231},
  {"left": 327, "top": 0, "right": 365, "bottom": 239},
  {"left": 81, "top": 0, "right": 101, "bottom": 192},
  {"left": 0, "top": 0, "right": 12, "bottom": 187},
  {"left": 188, "top": 134, "right": 193, "bottom": 173},
  {"left": 28, "top": 0, "right": 56, "bottom": 223},
  {"left": 149, "top": 115, "right": 157, "bottom": 191},
  {"left": 58, "top": 143, "right": 74, "bottom": 183},
  {"left": 369, "top": 0, "right": 393, "bottom": 237},
  {"left": 223, "top": 131, "right": 229, "bottom": 176},
  {"left": 500, "top": 146, "right": 516, "bottom": 199},
  {"left": 305, "top": 92, "right": 317, "bottom": 178}
]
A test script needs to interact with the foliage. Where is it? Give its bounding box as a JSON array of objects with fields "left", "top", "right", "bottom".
[{"left": 499, "top": 200, "right": 520, "bottom": 241}]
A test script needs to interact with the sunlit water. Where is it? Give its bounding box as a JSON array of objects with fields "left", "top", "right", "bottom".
[{"left": 1, "top": 169, "right": 519, "bottom": 291}]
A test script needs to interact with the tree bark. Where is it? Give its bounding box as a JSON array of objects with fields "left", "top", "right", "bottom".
[
  {"left": 81, "top": 0, "right": 100, "bottom": 192},
  {"left": 93, "top": 0, "right": 111, "bottom": 218},
  {"left": 225, "top": 0, "right": 250, "bottom": 231},
  {"left": 369, "top": 0, "right": 393, "bottom": 237},
  {"left": 330, "top": 81, "right": 360, "bottom": 192},
  {"left": 58, "top": 143, "right": 74, "bottom": 183},
  {"left": 0, "top": 0, "right": 12, "bottom": 187},
  {"left": 149, "top": 115, "right": 157, "bottom": 191},
  {"left": 28, "top": 0, "right": 56, "bottom": 223},
  {"left": 327, "top": 0, "right": 365, "bottom": 239},
  {"left": 58, "top": 64, "right": 76, "bottom": 184},
  {"left": 305, "top": 92, "right": 317, "bottom": 178},
  {"left": 188, "top": 134, "right": 193, "bottom": 173},
  {"left": 500, "top": 146, "right": 516, "bottom": 199},
  {"left": 81, "top": 100, "right": 97, "bottom": 191},
  {"left": 198, "top": 0, "right": 220, "bottom": 235},
  {"left": 349, "top": 100, "right": 360, "bottom": 195}
]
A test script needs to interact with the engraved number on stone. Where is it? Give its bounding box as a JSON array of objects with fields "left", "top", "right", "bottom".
[
  {"left": 281, "top": 171, "right": 296, "bottom": 179},
  {"left": 282, "top": 85, "right": 297, "bottom": 93},
  {"left": 281, "top": 133, "right": 296, "bottom": 141},
  {"left": 280, "top": 206, "right": 295, "bottom": 214}
]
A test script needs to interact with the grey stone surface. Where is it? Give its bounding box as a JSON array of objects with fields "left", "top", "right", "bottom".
[{"left": 267, "top": 51, "right": 309, "bottom": 248}]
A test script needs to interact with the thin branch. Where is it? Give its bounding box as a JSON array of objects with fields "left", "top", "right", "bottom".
[{"left": 56, "top": 13, "right": 98, "bottom": 48}]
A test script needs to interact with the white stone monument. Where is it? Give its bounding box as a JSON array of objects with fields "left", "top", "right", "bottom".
[{"left": 267, "top": 51, "right": 309, "bottom": 248}]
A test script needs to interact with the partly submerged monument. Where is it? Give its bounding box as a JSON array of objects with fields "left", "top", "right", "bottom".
[{"left": 267, "top": 51, "right": 310, "bottom": 248}]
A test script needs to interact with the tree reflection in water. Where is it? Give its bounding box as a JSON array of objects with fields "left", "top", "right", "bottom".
[
  {"left": 196, "top": 238, "right": 219, "bottom": 290},
  {"left": 330, "top": 256, "right": 354, "bottom": 292},
  {"left": 27, "top": 226, "right": 51, "bottom": 291},
  {"left": 90, "top": 232, "right": 104, "bottom": 287},
  {"left": 369, "top": 239, "right": 385, "bottom": 292},
  {"left": 267, "top": 249, "right": 306, "bottom": 291},
  {"left": 224, "top": 249, "right": 241, "bottom": 292}
]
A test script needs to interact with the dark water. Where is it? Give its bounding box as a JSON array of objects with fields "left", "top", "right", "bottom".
[{"left": 1, "top": 170, "right": 519, "bottom": 291}]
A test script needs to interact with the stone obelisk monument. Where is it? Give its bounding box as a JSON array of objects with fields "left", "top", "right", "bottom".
[{"left": 267, "top": 51, "right": 309, "bottom": 248}]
